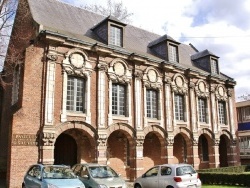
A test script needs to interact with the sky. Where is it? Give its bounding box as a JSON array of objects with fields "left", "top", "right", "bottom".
[{"left": 60, "top": 0, "right": 250, "bottom": 100}]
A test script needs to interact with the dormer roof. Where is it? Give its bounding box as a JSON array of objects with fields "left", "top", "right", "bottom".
[
  {"left": 148, "top": 34, "right": 180, "bottom": 48},
  {"left": 191, "top": 49, "right": 219, "bottom": 60}
]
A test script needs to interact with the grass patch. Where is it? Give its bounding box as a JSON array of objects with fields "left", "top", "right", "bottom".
[{"left": 203, "top": 185, "right": 246, "bottom": 188}]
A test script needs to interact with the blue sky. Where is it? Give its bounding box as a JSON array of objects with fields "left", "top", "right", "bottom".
[{"left": 43, "top": 0, "right": 250, "bottom": 100}]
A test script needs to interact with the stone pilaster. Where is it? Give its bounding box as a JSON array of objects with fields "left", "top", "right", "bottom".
[
  {"left": 97, "top": 62, "right": 108, "bottom": 128},
  {"left": 134, "top": 70, "right": 143, "bottom": 129},
  {"left": 209, "top": 139, "right": 220, "bottom": 168}
]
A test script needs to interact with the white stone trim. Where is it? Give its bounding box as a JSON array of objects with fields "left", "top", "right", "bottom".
[{"left": 45, "top": 61, "right": 56, "bottom": 125}]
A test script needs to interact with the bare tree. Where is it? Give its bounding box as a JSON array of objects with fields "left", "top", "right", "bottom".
[
  {"left": 83, "top": 0, "right": 133, "bottom": 23},
  {"left": 0, "top": 0, "right": 32, "bottom": 88}
]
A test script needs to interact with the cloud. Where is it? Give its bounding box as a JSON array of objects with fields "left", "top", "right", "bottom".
[{"left": 185, "top": 0, "right": 250, "bottom": 30}]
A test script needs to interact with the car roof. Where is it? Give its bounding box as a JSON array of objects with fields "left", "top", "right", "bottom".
[
  {"left": 158, "top": 164, "right": 193, "bottom": 168},
  {"left": 76, "top": 163, "right": 108, "bottom": 167}
]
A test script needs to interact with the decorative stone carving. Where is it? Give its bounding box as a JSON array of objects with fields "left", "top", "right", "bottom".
[
  {"left": 97, "top": 63, "right": 108, "bottom": 72},
  {"left": 108, "top": 59, "right": 132, "bottom": 84},
  {"left": 47, "top": 54, "right": 58, "bottom": 61},
  {"left": 215, "top": 85, "right": 228, "bottom": 101},
  {"left": 148, "top": 69, "right": 157, "bottom": 82},
  {"left": 171, "top": 74, "right": 188, "bottom": 95},
  {"left": 42, "top": 132, "right": 56, "bottom": 146},
  {"left": 114, "top": 62, "right": 125, "bottom": 76},
  {"left": 195, "top": 81, "right": 209, "bottom": 98},
  {"left": 227, "top": 88, "right": 233, "bottom": 97},
  {"left": 136, "top": 135, "right": 145, "bottom": 146},
  {"left": 192, "top": 138, "right": 199, "bottom": 146},
  {"left": 166, "top": 138, "right": 174, "bottom": 146},
  {"left": 134, "top": 69, "right": 143, "bottom": 80},
  {"left": 214, "top": 139, "right": 220, "bottom": 146},
  {"left": 175, "top": 76, "right": 183, "bottom": 87},
  {"left": 97, "top": 136, "right": 107, "bottom": 146},
  {"left": 69, "top": 53, "right": 85, "bottom": 69}
]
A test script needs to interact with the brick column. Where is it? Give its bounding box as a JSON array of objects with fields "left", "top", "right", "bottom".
[
  {"left": 40, "top": 130, "right": 56, "bottom": 164},
  {"left": 134, "top": 136, "right": 144, "bottom": 179},
  {"left": 96, "top": 134, "right": 107, "bottom": 164},
  {"left": 209, "top": 139, "right": 220, "bottom": 168},
  {"left": 166, "top": 137, "right": 175, "bottom": 164},
  {"left": 191, "top": 138, "right": 200, "bottom": 170}
]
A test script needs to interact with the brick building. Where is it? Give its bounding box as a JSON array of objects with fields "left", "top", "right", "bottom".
[
  {"left": 236, "top": 100, "right": 250, "bottom": 165},
  {"left": 0, "top": 0, "right": 240, "bottom": 187}
]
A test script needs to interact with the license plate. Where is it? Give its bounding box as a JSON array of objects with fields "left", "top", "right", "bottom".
[{"left": 188, "top": 185, "right": 196, "bottom": 188}]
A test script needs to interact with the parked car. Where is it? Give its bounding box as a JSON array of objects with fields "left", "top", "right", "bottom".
[
  {"left": 72, "top": 163, "right": 127, "bottom": 188},
  {"left": 22, "top": 164, "right": 85, "bottom": 188},
  {"left": 134, "top": 164, "right": 202, "bottom": 188}
]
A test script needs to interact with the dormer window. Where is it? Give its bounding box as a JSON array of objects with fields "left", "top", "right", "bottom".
[
  {"left": 148, "top": 35, "right": 180, "bottom": 62},
  {"left": 191, "top": 49, "right": 220, "bottom": 75},
  {"left": 168, "top": 44, "right": 178, "bottom": 62},
  {"left": 211, "top": 58, "right": 218, "bottom": 74},
  {"left": 110, "top": 25, "right": 122, "bottom": 46},
  {"left": 91, "top": 16, "right": 126, "bottom": 48}
]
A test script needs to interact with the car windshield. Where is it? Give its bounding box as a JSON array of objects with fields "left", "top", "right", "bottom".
[
  {"left": 176, "top": 166, "right": 196, "bottom": 176},
  {"left": 43, "top": 166, "right": 77, "bottom": 179},
  {"left": 89, "top": 166, "right": 119, "bottom": 178}
]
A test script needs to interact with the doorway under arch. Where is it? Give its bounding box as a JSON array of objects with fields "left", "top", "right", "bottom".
[
  {"left": 219, "top": 135, "right": 229, "bottom": 167},
  {"left": 54, "top": 133, "right": 77, "bottom": 167}
]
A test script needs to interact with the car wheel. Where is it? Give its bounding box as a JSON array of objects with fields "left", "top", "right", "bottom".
[
  {"left": 166, "top": 186, "right": 174, "bottom": 188},
  {"left": 134, "top": 183, "right": 142, "bottom": 188}
]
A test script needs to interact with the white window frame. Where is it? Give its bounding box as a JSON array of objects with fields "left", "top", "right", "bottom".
[
  {"left": 174, "top": 94, "right": 184, "bottom": 121},
  {"left": 66, "top": 76, "right": 85, "bottom": 113},
  {"left": 211, "top": 59, "right": 218, "bottom": 74},
  {"left": 146, "top": 89, "right": 158, "bottom": 119},
  {"left": 218, "top": 101, "right": 226, "bottom": 124},
  {"left": 112, "top": 83, "right": 126, "bottom": 116},
  {"left": 169, "top": 44, "right": 178, "bottom": 62},
  {"left": 198, "top": 98, "right": 207, "bottom": 123},
  {"left": 110, "top": 25, "right": 122, "bottom": 47}
]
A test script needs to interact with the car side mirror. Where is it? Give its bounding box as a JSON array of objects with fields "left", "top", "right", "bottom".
[{"left": 142, "top": 174, "right": 146, "bottom": 178}]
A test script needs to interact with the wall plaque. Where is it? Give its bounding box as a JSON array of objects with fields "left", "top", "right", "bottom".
[{"left": 12, "top": 134, "right": 38, "bottom": 146}]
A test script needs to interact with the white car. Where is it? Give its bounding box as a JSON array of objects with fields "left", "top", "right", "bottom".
[{"left": 134, "top": 164, "right": 202, "bottom": 188}]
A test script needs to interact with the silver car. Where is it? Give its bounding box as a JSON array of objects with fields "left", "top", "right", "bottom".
[
  {"left": 72, "top": 163, "right": 127, "bottom": 188},
  {"left": 134, "top": 164, "right": 202, "bottom": 188},
  {"left": 22, "top": 164, "right": 85, "bottom": 188}
]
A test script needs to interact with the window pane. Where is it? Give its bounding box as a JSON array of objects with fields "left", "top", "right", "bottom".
[
  {"left": 110, "top": 25, "right": 122, "bottom": 46},
  {"left": 211, "top": 59, "right": 218, "bottom": 74},
  {"left": 112, "top": 84, "right": 126, "bottom": 115},
  {"left": 66, "top": 76, "right": 85, "bottom": 112},
  {"left": 146, "top": 90, "right": 158, "bottom": 118},
  {"left": 175, "top": 94, "right": 184, "bottom": 120},
  {"left": 169, "top": 44, "right": 178, "bottom": 62},
  {"left": 198, "top": 98, "right": 206, "bottom": 123},
  {"left": 218, "top": 101, "right": 226, "bottom": 124}
]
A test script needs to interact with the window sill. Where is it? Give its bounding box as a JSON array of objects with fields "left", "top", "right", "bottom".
[{"left": 66, "top": 112, "right": 86, "bottom": 117}]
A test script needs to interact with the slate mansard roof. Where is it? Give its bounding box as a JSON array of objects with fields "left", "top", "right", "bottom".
[{"left": 26, "top": 0, "right": 234, "bottom": 82}]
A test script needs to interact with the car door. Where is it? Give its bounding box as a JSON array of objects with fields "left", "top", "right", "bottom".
[
  {"left": 140, "top": 166, "right": 159, "bottom": 188},
  {"left": 24, "top": 165, "right": 42, "bottom": 188},
  {"left": 158, "top": 166, "right": 175, "bottom": 188}
]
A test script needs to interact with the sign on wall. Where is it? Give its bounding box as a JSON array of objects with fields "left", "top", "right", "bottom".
[{"left": 12, "top": 134, "right": 38, "bottom": 146}]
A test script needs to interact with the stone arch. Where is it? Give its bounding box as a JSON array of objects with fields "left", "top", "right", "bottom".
[
  {"left": 143, "top": 125, "right": 167, "bottom": 145},
  {"left": 199, "top": 128, "right": 215, "bottom": 140},
  {"left": 176, "top": 126, "right": 193, "bottom": 140},
  {"left": 54, "top": 121, "right": 98, "bottom": 146},
  {"left": 220, "top": 129, "right": 233, "bottom": 141},
  {"left": 107, "top": 123, "right": 136, "bottom": 145}
]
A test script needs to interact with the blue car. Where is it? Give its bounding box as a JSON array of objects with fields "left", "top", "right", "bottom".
[{"left": 22, "top": 164, "right": 85, "bottom": 188}]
